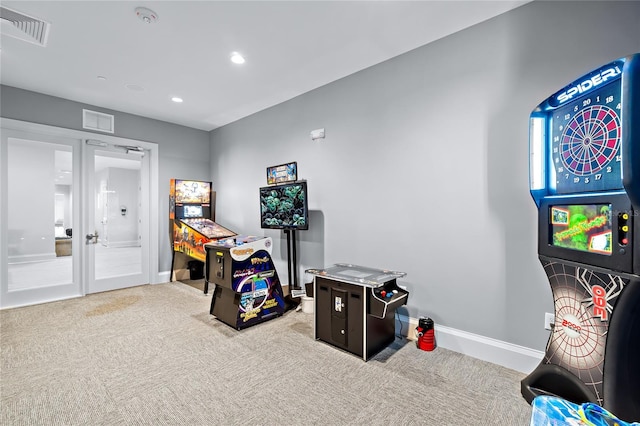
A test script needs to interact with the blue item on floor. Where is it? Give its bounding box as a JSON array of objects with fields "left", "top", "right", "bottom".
[{"left": 530, "top": 395, "right": 639, "bottom": 426}]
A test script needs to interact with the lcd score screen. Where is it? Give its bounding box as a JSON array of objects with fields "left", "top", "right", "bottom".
[
  {"left": 550, "top": 204, "right": 612, "bottom": 255},
  {"left": 183, "top": 205, "right": 203, "bottom": 218}
]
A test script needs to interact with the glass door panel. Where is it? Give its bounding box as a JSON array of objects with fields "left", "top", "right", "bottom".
[
  {"left": 85, "top": 146, "right": 149, "bottom": 293},
  {"left": 1, "top": 131, "right": 81, "bottom": 308}
]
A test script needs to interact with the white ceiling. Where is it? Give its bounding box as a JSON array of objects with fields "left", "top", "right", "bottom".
[{"left": 1, "top": 1, "right": 530, "bottom": 131}]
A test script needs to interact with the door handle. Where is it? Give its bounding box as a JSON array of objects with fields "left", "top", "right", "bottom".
[{"left": 86, "top": 231, "right": 99, "bottom": 245}]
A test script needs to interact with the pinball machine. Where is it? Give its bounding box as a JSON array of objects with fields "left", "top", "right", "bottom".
[{"left": 169, "top": 179, "right": 236, "bottom": 292}]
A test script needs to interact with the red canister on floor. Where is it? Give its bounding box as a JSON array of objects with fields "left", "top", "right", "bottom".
[{"left": 415, "top": 317, "right": 436, "bottom": 351}]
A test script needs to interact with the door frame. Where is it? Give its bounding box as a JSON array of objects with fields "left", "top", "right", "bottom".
[{"left": 0, "top": 118, "right": 160, "bottom": 309}]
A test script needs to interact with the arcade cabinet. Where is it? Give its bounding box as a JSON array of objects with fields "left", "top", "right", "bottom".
[
  {"left": 306, "top": 264, "right": 409, "bottom": 361},
  {"left": 204, "top": 236, "right": 286, "bottom": 330},
  {"left": 170, "top": 179, "right": 236, "bottom": 293},
  {"left": 522, "top": 54, "right": 640, "bottom": 422},
  {"left": 201, "top": 172, "right": 305, "bottom": 330}
]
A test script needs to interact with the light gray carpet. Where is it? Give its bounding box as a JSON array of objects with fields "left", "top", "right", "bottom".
[{"left": 1, "top": 283, "right": 533, "bottom": 425}]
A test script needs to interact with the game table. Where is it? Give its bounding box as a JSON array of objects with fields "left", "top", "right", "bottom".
[{"left": 306, "top": 263, "right": 408, "bottom": 361}]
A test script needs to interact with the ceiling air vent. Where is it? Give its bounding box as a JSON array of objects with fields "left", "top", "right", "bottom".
[
  {"left": 83, "top": 109, "right": 115, "bottom": 134},
  {"left": 0, "top": 6, "right": 50, "bottom": 47}
]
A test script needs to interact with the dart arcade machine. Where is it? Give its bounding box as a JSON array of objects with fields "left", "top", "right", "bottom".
[
  {"left": 170, "top": 179, "right": 236, "bottom": 292},
  {"left": 522, "top": 54, "right": 640, "bottom": 421}
]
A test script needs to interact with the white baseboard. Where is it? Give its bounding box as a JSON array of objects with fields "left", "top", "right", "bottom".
[
  {"left": 8, "top": 253, "right": 57, "bottom": 264},
  {"left": 1, "top": 293, "right": 82, "bottom": 310},
  {"left": 156, "top": 270, "right": 171, "bottom": 284},
  {"left": 398, "top": 314, "right": 543, "bottom": 374}
]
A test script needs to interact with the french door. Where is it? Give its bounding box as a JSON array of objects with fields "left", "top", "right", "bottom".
[
  {"left": 83, "top": 142, "right": 150, "bottom": 293},
  {"left": 0, "top": 125, "right": 152, "bottom": 309}
]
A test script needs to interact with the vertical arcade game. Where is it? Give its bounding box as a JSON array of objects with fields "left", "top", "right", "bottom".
[
  {"left": 522, "top": 54, "right": 640, "bottom": 421},
  {"left": 170, "top": 179, "right": 236, "bottom": 289}
]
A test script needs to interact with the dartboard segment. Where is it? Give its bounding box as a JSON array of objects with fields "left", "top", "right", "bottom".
[{"left": 560, "top": 105, "right": 620, "bottom": 176}]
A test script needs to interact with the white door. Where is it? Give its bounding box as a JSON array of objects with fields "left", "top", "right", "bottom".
[
  {"left": 1, "top": 127, "right": 153, "bottom": 309},
  {"left": 0, "top": 130, "right": 82, "bottom": 308},
  {"left": 84, "top": 142, "right": 150, "bottom": 293}
]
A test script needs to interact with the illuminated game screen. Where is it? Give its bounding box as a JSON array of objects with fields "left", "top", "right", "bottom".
[
  {"left": 183, "top": 205, "right": 203, "bottom": 218},
  {"left": 550, "top": 79, "right": 623, "bottom": 194},
  {"left": 550, "top": 204, "right": 612, "bottom": 255},
  {"left": 175, "top": 180, "right": 211, "bottom": 204},
  {"left": 260, "top": 182, "right": 308, "bottom": 230}
]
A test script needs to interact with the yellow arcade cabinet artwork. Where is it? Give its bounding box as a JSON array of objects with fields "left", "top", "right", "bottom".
[{"left": 169, "top": 179, "right": 236, "bottom": 291}]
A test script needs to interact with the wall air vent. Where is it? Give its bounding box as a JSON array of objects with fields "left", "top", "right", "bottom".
[
  {"left": 83, "top": 109, "right": 115, "bottom": 134},
  {"left": 0, "top": 6, "right": 50, "bottom": 47}
]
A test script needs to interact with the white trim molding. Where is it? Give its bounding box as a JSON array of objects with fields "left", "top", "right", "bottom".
[
  {"left": 398, "top": 314, "right": 544, "bottom": 374},
  {"left": 8, "top": 253, "right": 57, "bottom": 263},
  {"left": 157, "top": 270, "right": 171, "bottom": 284}
]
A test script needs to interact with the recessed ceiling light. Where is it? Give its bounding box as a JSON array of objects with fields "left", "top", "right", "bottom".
[
  {"left": 171, "top": 97, "right": 183, "bottom": 103},
  {"left": 230, "top": 52, "right": 245, "bottom": 64},
  {"left": 97, "top": 76, "right": 107, "bottom": 81}
]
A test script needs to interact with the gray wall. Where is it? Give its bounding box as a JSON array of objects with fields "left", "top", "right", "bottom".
[
  {"left": 210, "top": 1, "right": 640, "bottom": 350},
  {"left": 0, "top": 85, "right": 211, "bottom": 273}
]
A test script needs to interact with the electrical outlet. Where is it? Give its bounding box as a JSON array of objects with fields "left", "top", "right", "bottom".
[{"left": 544, "top": 312, "right": 555, "bottom": 330}]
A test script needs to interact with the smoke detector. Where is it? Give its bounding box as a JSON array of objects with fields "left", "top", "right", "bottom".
[{"left": 135, "top": 7, "right": 158, "bottom": 24}]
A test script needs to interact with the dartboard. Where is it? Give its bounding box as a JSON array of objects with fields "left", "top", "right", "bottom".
[
  {"left": 559, "top": 105, "right": 620, "bottom": 176},
  {"left": 551, "top": 77, "right": 624, "bottom": 195}
]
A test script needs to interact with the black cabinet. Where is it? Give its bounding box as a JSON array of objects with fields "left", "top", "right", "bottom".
[
  {"left": 316, "top": 278, "right": 364, "bottom": 356},
  {"left": 308, "top": 264, "right": 408, "bottom": 361}
]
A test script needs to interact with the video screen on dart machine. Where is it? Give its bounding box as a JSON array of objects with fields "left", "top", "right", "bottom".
[{"left": 549, "top": 203, "right": 613, "bottom": 255}]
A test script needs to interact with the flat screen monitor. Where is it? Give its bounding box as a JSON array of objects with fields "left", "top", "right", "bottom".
[
  {"left": 550, "top": 204, "right": 612, "bottom": 255},
  {"left": 259, "top": 182, "right": 308, "bottom": 230}
]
